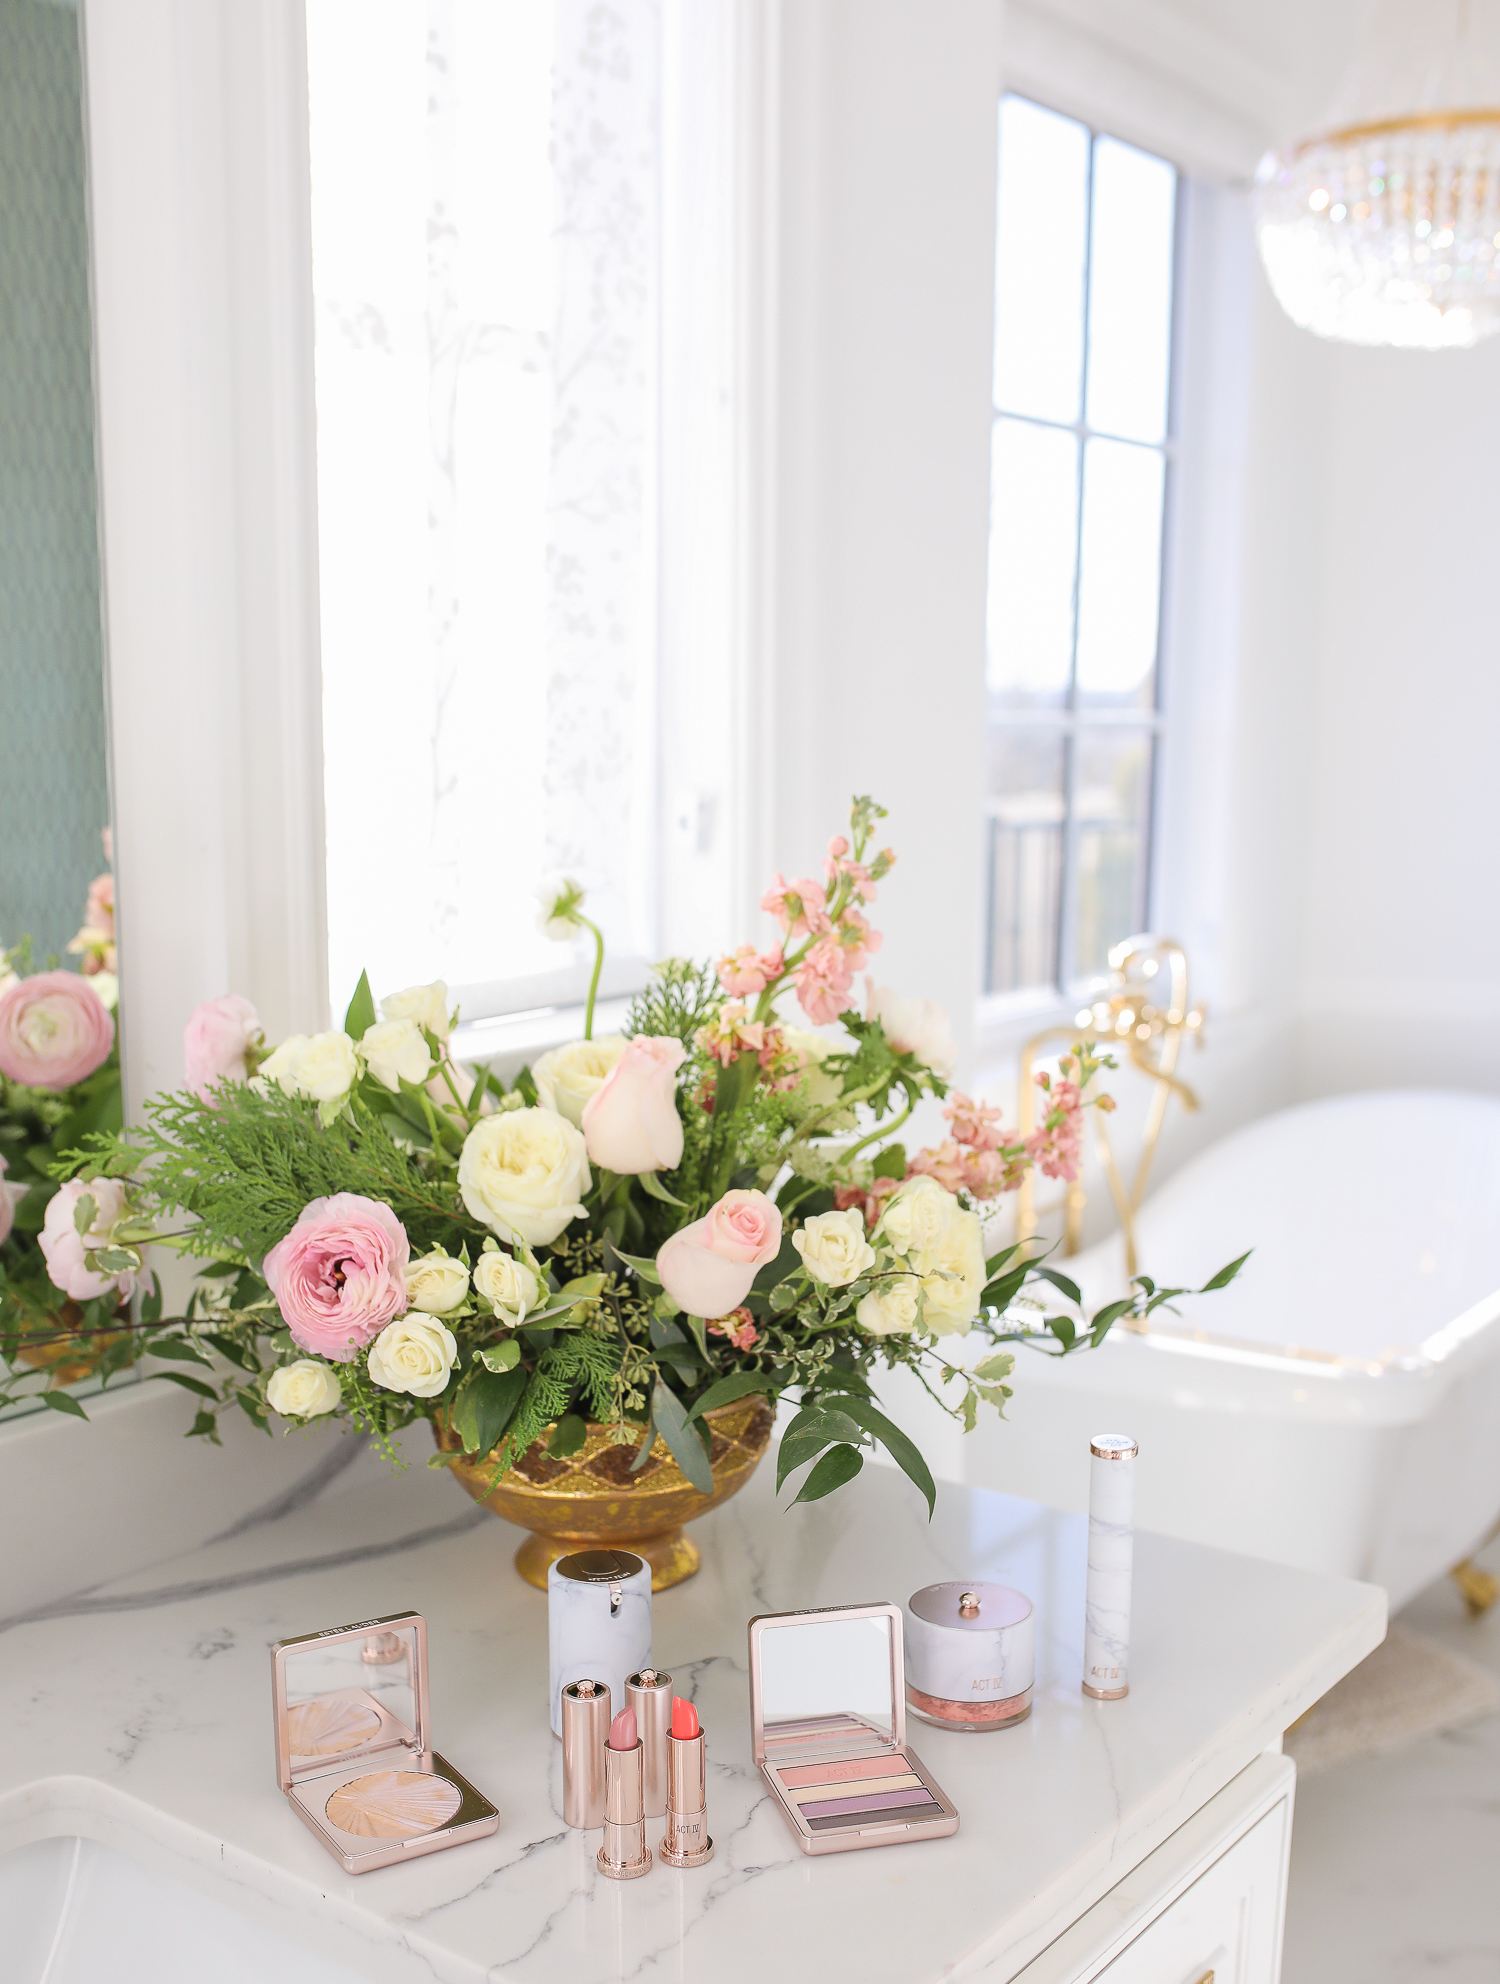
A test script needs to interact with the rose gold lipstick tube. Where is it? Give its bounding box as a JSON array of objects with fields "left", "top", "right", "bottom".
[
  {"left": 625, "top": 1669, "right": 672, "bottom": 1818},
  {"left": 660, "top": 1732, "right": 713, "bottom": 1868},
  {"left": 561, "top": 1679, "right": 610, "bottom": 1829},
  {"left": 597, "top": 1740, "right": 651, "bottom": 1879}
]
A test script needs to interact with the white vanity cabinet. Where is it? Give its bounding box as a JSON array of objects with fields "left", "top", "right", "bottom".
[{"left": 1017, "top": 1754, "right": 1295, "bottom": 1984}]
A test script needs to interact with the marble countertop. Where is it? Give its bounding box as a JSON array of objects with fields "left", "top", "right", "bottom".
[{"left": 0, "top": 1455, "right": 1384, "bottom": 1984}]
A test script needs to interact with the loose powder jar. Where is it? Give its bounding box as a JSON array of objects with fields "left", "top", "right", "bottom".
[
  {"left": 903, "top": 1582, "right": 1035, "bottom": 1732},
  {"left": 270, "top": 1609, "right": 498, "bottom": 1873}
]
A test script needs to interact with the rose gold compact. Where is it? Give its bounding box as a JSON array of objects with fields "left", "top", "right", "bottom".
[
  {"left": 270, "top": 1610, "right": 498, "bottom": 1873},
  {"left": 748, "top": 1601, "right": 958, "bottom": 1856}
]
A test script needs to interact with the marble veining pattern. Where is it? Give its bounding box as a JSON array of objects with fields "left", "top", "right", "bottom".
[{"left": 0, "top": 1461, "right": 1383, "bottom": 1984}]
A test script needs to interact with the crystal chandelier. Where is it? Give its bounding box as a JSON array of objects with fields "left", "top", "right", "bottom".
[{"left": 1254, "top": 0, "right": 1500, "bottom": 349}]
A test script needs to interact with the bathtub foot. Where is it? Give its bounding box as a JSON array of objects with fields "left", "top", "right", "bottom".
[{"left": 1450, "top": 1558, "right": 1500, "bottom": 1618}]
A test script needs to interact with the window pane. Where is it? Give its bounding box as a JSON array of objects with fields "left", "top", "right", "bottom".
[
  {"left": 983, "top": 730, "right": 1065, "bottom": 995},
  {"left": 993, "top": 96, "right": 1089, "bottom": 424},
  {"left": 1073, "top": 730, "right": 1153, "bottom": 977},
  {"left": 1086, "top": 136, "right": 1176, "bottom": 444},
  {"left": 987, "top": 417, "right": 1078, "bottom": 706},
  {"left": 1074, "top": 438, "right": 1164, "bottom": 709},
  {"left": 307, "top": 0, "right": 660, "bottom": 1019}
]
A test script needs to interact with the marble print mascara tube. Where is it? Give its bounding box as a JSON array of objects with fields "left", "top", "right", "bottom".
[{"left": 1083, "top": 1434, "right": 1137, "bottom": 1700}]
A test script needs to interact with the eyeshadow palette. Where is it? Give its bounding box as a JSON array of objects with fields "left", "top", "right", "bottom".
[
  {"left": 749, "top": 1604, "right": 959, "bottom": 1856},
  {"left": 271, "top": 1610, "right": 499, "bottom": 1874}
]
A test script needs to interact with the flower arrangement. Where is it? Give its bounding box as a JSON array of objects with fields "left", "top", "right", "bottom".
[
  {"left": 0, "top": 850, "right": 128, "bottom": 1400},
  {"left": 36, "top": 798, "right": 1245, "bottom": 1508}
]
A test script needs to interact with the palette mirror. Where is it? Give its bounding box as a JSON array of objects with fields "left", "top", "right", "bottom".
[
  {"left": 0, "top": 0, "right": 123, "bottom": 1424},
  {"left": 757, "top": 1611, "right": 897, "bottom": 1741},
  {"left": 280, "top": 1623, "right": 423, "bottom": 1770}
]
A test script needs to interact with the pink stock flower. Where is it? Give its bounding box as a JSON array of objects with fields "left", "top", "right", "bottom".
[
  {"left": 759, "top": 872, "right": 831, "bottom": 938},
  {"left": 84, "top": 874, "right": 115, "bottom": 940},
  {"left": 0, "top": 971, "right": 115, "bottom": 1090},
  {"left": 184, "top": 994, "right": 261, "bottom": 1103},
  {"left": 656, "top": 1188, "right": 782, "bottom": 1318},
  {"left": 834, "top": 906, "right": 882, "bottom": 972},
  {"left": 794, "top": 939, "right": 854, "bottom": 1025},
  {"left": 708, "top": 1306, "right": 760, "bottom": 1353},
  {"left": 695, "top": 1001, "right": 766, "bottom": 1068},
  {"left": 716, "top": 944, "right": 785, "bottom": 996},
  {"left": 39, "top": 1176, "right": 145, "bottom": 1302},
  {"left": 262, "top": 1193, "right": 410, "bottom": 1362},
  {"left": 581, "top": 1034, "right": 687, "bottom": 1174},
  {"left": 834, "top": 1176, "right": 900, "bottom": 1232},
  {"left": 1024, "top": 1071, "right": 1086, "bottom": 1181},
  {"left": 945, "top": 1092, "right": 1005, "bottom": 1151}
]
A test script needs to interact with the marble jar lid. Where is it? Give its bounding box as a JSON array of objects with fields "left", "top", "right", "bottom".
[{"left": 908, "top": 1581, "right": 1033, "bottom": 1631}]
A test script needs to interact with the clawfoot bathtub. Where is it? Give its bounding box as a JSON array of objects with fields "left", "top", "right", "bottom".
[{"left": 952, "top": 1090, "right": 1500, "bottom": 1611}]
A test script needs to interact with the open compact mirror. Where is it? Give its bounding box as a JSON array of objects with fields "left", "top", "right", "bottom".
[
  {"left": 748, "top": 1602, "right": 958, "bottom": 1856},
  {"left": 271, "top": 1610, "right": 497, "bottom": 1873}
]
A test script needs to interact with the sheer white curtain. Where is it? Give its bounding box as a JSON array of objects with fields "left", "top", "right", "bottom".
[{"left": 307, "top": 0, "right": 661, "bottom": 1021}]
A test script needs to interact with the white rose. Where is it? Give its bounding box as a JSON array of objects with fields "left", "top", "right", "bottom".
[
  {"left": 404, "top": 1249, "right": 470, "bottom": 1315},
  {"left": 877, "top": 1176, "right": 984, "bottom": 1335},
  {"left": 457, "top": 1107, "right": 591, "bottom": 1247},
  {"left": 266, "top": 1358, "right": 343, "bottom": 1418},
  {"left": 878, "top": 1175, "right": 959, "bottom": 1271},
  {"left": 380, "top": 980, "right": 453, "bottom": 1041},
  {"left": 856, "top": 1277, "right": 922, "bottom": 1336},
  {"left": 533, "top": 1035, "right": 626, "bottom": 1128},
  {"left": 366, "top": 1313, "right": 459, "bottom": 1397},
  {"left": 360, "top": 1017, "right": 433, "bottom": 1092},
  {"left": 260, "top": 1029, "right": 361, "bottom": 1103},
  {"left": 793, "top": 1208, "right": 877, "bottom": 1287},
  {"left": 473, "top": 1248, "right": 541, "bottom": 1326},
  {"left": 780, "top": 1027, "right": 850, "bottom": 1118},
  {"left": 917, "top": 1201, "right": 986, "bottom": 1336},
  {"left": 864, "top": 982, "right": 957, "bottom": 1077}
]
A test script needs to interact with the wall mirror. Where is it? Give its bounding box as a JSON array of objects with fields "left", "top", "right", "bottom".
[{"left": 0, "top": 0, "right": 125, "bottom": 1421}]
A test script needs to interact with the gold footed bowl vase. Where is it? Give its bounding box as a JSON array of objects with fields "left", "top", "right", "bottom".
[{"left": 434, "top": 1395, "right": 775, "bottom": 1592}]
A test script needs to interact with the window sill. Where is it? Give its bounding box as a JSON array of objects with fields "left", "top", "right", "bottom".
[{"left": 450, "top": 997, "right": 636, "bottom": 1083}]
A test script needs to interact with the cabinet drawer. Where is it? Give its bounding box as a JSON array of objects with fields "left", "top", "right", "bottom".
[{"left": 1094, "top": 1801, "right": 1290, "bottom": 1984}]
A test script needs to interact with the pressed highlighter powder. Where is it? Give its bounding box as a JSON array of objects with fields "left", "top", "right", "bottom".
[{"left": 270, "top": 1610, "right": 498, "bottom": 1874}]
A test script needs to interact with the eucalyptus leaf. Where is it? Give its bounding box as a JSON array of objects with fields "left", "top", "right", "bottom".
[
  {"left": 817, "top": 1393, "right": 936, "bottom": 1518},
  {"left": 790, "top": 1442, "right": 864, "bottom": 1504},
  {"left": 547, "top": 1413, "right": 588, "bottom": 1459},
  {"left": 651, "top": 1379, "right": 715, "bottom": 1494},
  {"left": 1030, "top": 1265, "right": 1083, "bottom": 1306},
  {"left": 452, "top": 1366, "right": 527, "bottom": 1457}
]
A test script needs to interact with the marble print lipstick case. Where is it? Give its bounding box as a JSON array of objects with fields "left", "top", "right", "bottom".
[
  {"left": 749, "top": 1601, "right": 958, "bottom": 1856},
  {"left": 270, "top": 1610, "right": 498, "bottom": 1873}
]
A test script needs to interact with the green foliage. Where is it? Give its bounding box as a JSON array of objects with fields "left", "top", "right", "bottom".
[{"left": 625, "top": 958, "right": 722, "bottom": 1046}]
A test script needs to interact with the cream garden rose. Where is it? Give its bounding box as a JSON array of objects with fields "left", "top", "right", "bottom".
[
  {"left": 878, "top": 1176, "right": 985, "bottom": 1335},
  {"left": 793, "top": 1208, "right": 876, "bottom": 1287},
  {"left": 532, "top": 1035, "right": 626, "bottom": 1128},
  {"left": 458, "top": 1107, "right": 591, "bottom": 1247},
  {"left": 266, "top": 1358, "right": 343, "bottom": 1418},
  {"left": 260, "top": 1029, "right": 360, "bottom": 1103},
  {"left": 360, "top": 1017, "right": 433, "bottom": 1093},
  {"left": 473, "top": 1247, "right": 541, "bottom": 1326},
  {"left": 855, "top": 1276, "right": 922, "bottom": 1336},
  {"left": 367, "top": 1314, "right": 459, "bottom": 1398},
  {"left": 380, "top": 980, "right": 453, "bottom": 1040},
  {"left": 403, "top": 1248, "right": 470, "bottom": 1315}
]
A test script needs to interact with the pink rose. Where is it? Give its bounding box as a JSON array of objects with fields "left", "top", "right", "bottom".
[
  {"left": 582, "top": 1035, "right": 687, "bottom": 1174},
  {"left": 0, "top": 971, "right": 115, "bottom": 1090},
  {"left": 262, "top": 1193, "right": 410, "bottom": 1361},
  {"left": 656, "top": 1187, "right": 782, "bottom": 1318},
  {"left": 184, "top": 994, "right": 261, "bottom": 1102},
  {"left": 40, "top": 1177, "right": 143, "bottom": 1301}
]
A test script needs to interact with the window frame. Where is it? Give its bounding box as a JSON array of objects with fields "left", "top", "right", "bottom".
[{"left": 981, "top": 93, "right": 1186, "bottom": 1021}]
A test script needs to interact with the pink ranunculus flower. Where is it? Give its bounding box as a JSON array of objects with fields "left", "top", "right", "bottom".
[
  {"left": 262, "top": 1193, "right": 410, "bottom": 1362},
  {"left": 184, "top": 993, "right": 261, "bottom": 1103},
  {"left": 581, "top": 1034, "right": 688, "bottom": 1175},
  {"left": 0, "top": 971, "right": 115, "bottom": 1090},
  {"left": 656, "top": 1187, "right": 783, "bottom": 1319},
  {"left": 40, "top": 1176, "right": 143, "bottom": 1302},
  {"left": 794, "top": 938, "right": 854, "bottom": 1026}
]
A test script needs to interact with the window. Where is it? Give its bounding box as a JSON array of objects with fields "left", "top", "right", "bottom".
[
  {"left": 306, "top": 0, "right": 662, "bottom": 1023},
  {"left": 982, "top": 95, "right": 1177, "bottom": 1002}
]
